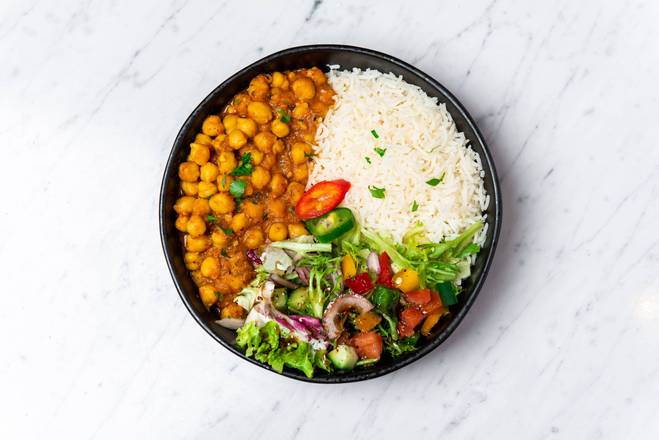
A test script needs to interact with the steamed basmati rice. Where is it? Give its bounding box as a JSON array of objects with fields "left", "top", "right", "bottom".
[{"left": 307, "top": 68, "right": 488, "bottom": 244}]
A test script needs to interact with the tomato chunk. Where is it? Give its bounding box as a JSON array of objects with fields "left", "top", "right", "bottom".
[
  {"left": 344, "top": 272, "right": 374, "bottom": 294},
  {"left": 295, "top": 179, "right": 351, "bottom": 220},
  {"left": 397, "top": 307, "right": 425, "bottom": 338},
  {"left": 350, "top": 331, "right": 383, "bottom": 360},
  {"left": 421, "top": 291, "right": 443, "bottom": 315},
  {"left": 376, "top": 252, "right": 395, "bottom": 288},
  {"left": 404, "top": 289, "right": 431, "bottom": 305}
]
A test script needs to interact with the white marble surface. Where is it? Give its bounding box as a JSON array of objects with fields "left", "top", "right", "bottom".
[{"left": 2, "top": 0, "right": 658, "bottom": 438}]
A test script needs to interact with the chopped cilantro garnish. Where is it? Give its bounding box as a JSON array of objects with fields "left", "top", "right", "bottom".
[
  {"left": 368, "top": 185, "right": 386, "bottom": 199},
  {"left": 221, "top": 175, "right": 227, "bottom": 188},
  {"left": 426, "top": 172, "right": 446, "bottom": 186},
  {"left": 214, "top": 291, "right": 224, "bottom": 301},
  {"left": 220, "top": 249, "right": 228, "bottom": 257},
  {"left": 221, "top": 227, "right": 234, "bottom": 235},
  {"left": 277, "top": 109, "right": 291, "bottom": 123},
  {"left": 207, "top": 215, "right": 219, "bottom": 222},
  {"left": 411, "top": 200, "right": 419, "bottom": 212},
  {"left": 371, "top": 129, "right": 379, "bottom": 139},
  {"left": 233, "top": 98, "right": 241, "bottom": 105},
  {"left": 374, "top": 147, "right": 386, "bottom": 157},
  {"left": 365, "top": 156, "right": 372, "bottom": 164},
  {"left": 230, "top": 153, "right": 253, "bottom": 177},
  {"left": 304, "top": 152, "right": 316, "bottom": 159},
  {"left": 229, "top": 179, "right": 247, "bottom": 199}
]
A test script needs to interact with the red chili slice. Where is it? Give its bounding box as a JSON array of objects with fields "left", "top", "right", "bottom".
[
  {"left": 295, "top": 179, "right": 351, "bottom": 220},
  {"left": 376, "top": 252, "right": 395, "bottom": 288},
  {"left": 344, "top": 272, "right": 374, "bottom": 294}
]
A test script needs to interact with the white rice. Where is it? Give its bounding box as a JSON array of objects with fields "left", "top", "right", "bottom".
[{"left": 308, "top": 68, "right": 489, "bottom": 244}]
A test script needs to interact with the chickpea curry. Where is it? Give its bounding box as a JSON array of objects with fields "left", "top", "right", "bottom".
[{"left": 174, "top": 67, "right": 335, "bottom": 320}]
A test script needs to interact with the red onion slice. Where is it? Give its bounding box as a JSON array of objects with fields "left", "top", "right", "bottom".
[
  {"left": 322, "top": 294, "right": 374, "bottom": 339},
  {"left": 367, "top": 251, "right": 380, "bottom": 275},
  {"left": 246, "top": 249, "right": 263, "bottom": 266}
]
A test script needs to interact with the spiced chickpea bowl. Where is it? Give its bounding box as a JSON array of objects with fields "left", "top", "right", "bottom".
[{"left": 160, "top": 45, "right": 502, "bottom": 383}]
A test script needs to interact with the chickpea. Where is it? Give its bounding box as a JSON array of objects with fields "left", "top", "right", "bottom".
[
  {"left": 190, "top": 270, "right": 204, "bottom": 286},
  {"left": 287, "top": 182, "right": 305, "bottom": 204},
  {"left": 221, "top": 302, "right": 245, "bottom": 319},
  {"left": 200, "top": 162, "right": 219, "bottom": 182},
  {"left": 184, "top": 252, "right": 202, "bottom": 270},
  {"left": 199, "top": 285, "right": 218, "bottom": 308},
  {"left": 195, "top": 133, "right": 213, "bottom": 145},
  {"left": 174, "top": 196, "right": 195, "bottom": 215},
  {"left": 242, "top": 200, "right": 264, "bottom": 220},
  {"left": 254, "top": 132, "right": 275, "bottom": 152},
  {"left": 188, "top": 143, "right": 210, "bottom": 166},
  {"left": 200, "top": 257, "right": 221, "bottom": 278},
  {"left": 268, "top": 222, "right": 288, "bottom": 241},
  {"left": 251, "top": 166, "right": 271, "bottom": 190},
  {"left": 175, "top": 215, "right": 189, "bottom": 232},
  {"left": 293, "top": 163, "right": 308, "bottom": 182},
  {"left": 209, "top": 193, "right": 235, "bottom": 214},
  {"left": 267, "top": 198, "right": 286, "bottom": 219},
  {"left": 178, "top": 161, "right": 199, "bottom": 182},
  {"left": 192, "top": 198, "right": 211, "bottom": 216},
  {"left": 236, "top": 117, "right": 257, "bottom": 138},
  {"left": 242, "top": 179, "right": 255, "bottom": 196},
  {"left": 271, "top": 119, "right": 290, "bottom": 138},
  {"left": 272, "top": 72, "right": 286, "bottom": 88},
  {"left": 181, "top": 181, "right": 198, "bottom": 196},
  {"left": 310, "top": 99, "right": 327, "bottom": 115},
  {"left": 288, "top": 222, "right": 308, "bottom": 239},
  {"left": 292, "top": 77, "right": 316, "bottom": 101},
  {"left": 230, "top": 212, "right": 248, "bottom": 232},
  {"left": 223, "top": 114, "right": 238, "bottom": 132},
  {"left": 243, "top": 227, "right": 265, "bottom": 249},
  {"left": 306, "top": 67, "right": 327, "bottom": 85},
  {"left": 248, "top": 75, "right": 270, "bottom": 100},
  {"left": 228, "top": 129, "right": 247, "bottom": 149},
  {"left": 291, "top": 142, "right": 311, "bottom": 165},
  {"left": 302, "top": 132, "right": 314, "bottom": 143},
  {"left": 292, "top": 102, "right": 309, "bottom": 120},
  {"left": 232, "top": 94, "right": 250, "bottom": 116},
  {"left": 211, "top": 229, "right": 228, "bottom": 248},
  {"left": 202, "top": 115, "right": 224, "bottom": 137},
  {"left": 259, "top": 153, "right": 276, "bottom": 170},
  {"left": 245, "top": 148, "right": 264, "bottom": 165},
  {"left": 210, "top": 134, "right": 226, "bottom": 150},
  {"left": 187, "top": 215, "right": 207, "bottom": 237},
  {"left": 218, "top": 150, "right": 238, "bottom": 174},
  {"left": 216, "top": 174, "right": 233, "bottom": 192},
  {"left": 269, "top": 173, "right": 288, "bottom": 196},
  {"left": 185, "top": 235, "right": 210, "bottom": 252},
  {"left": 197, "top": 181, "right": 217, "bottom": 198},
  {"left": 247, "top": 101, "right": 273, "bottom": 124},
  {"left": 272, "top": 140, "right": 285, "bottom": 154}
]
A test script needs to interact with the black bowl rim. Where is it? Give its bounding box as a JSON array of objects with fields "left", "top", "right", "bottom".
[{"left": 159, "top": 44, "right": 502, "bottom": 383}]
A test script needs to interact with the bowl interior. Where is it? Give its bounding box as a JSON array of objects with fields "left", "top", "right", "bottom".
[{"left": 160, "top": 45, "right": 501, "bottom": 383}]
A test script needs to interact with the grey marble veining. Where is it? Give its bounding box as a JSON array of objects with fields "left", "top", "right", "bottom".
[{"left": 1, "top": 0, "right": 658, "bottom": 438}]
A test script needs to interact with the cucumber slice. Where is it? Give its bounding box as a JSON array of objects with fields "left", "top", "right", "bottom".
[
  {"left": 272, "top": 288, "right": 288, "bottom": 312},
  {"left": 287, "top": 287, "right": 308, "bottom": 314},
  {"left": 328, "top": 345, "right": 358, "bottom": 370}
]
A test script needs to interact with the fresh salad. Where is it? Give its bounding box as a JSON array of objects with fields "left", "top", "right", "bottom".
[{"left": 217, "top": 179, "right": 483, "bottom": 377}]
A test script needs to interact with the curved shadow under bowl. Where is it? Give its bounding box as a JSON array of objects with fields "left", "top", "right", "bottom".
[{"left": 159, "top": 44, "right": 502, "bottom": 383}]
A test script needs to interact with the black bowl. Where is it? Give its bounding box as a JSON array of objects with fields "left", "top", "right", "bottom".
[{"left": 159, "top": 44, "right": 502, "bottom": 383}]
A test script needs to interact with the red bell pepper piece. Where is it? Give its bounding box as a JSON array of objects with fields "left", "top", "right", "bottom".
[
  {"left": 376, "top": 252, "right": 395, "bottom": 288},
  {"left": 344, "top": 272, "right": 374, "bottom": 294}
]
